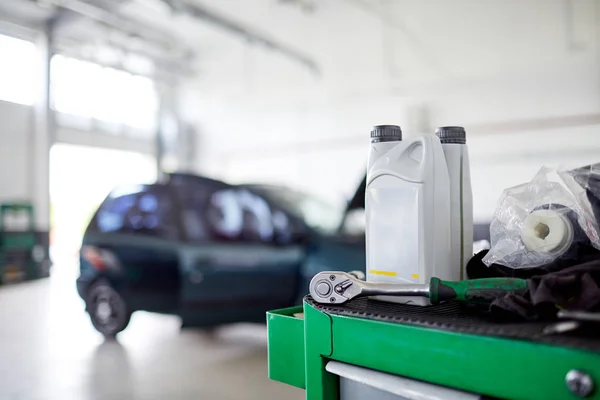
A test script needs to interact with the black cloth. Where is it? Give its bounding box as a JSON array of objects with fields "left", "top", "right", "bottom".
[
  {"left": 588, "top": 186, "right": 600, "bottom": 230},
  {"left": 571, "top": 162, "right": 600, "bottom": 226},
  {"left": 467, "top": 245, "right": 600, "bottom": 321},
  {"left": 467, "top": 244, "right": 600, "bottom": 279}
]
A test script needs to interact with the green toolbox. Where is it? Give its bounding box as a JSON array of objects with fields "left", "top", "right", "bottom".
[
  {"left": 267, "top": 296, "right": 600, "bottom": 400},
  {"left": 267, "top": 306, "right": 306, "bottom": 389},
  {"left": 0, "top": 203, "right": 46, "bottom": 283}
]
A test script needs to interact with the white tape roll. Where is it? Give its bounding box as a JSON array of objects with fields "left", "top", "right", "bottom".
[{"left": 521, "top": 209, "right": 574, "bottom": 256}]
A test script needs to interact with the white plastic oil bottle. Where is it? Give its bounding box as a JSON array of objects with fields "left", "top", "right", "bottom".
[
  {"left": 435, "top": 126, "right": 473, "bottom": 280},
  {"left": 366, "top": 125, "right": 453, "bottom": 305}
]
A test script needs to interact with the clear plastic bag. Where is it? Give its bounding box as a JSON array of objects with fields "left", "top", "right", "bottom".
[
  {"left": 483, "top": 167, "right": 594, "bottom": 268},
  {"left": 558, "top": 163, "right": 600, "bottom": 248}
]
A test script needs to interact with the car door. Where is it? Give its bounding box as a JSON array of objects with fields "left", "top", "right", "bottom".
[
  {"left": 173, "top": 178, "right": 305, "bottom": 325},
  {"left": 85, "top": 184, "right": 181, "bottom": 313}
]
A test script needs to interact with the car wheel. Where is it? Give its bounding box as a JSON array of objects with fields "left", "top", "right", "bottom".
[{"left": 86, "top": 280, "right": 131, "bottom": 338}]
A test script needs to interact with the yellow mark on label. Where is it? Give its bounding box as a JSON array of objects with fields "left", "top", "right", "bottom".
[
  {"left": 369, "top": 269, "right": 397, "bottom": 277},
  {"left": 411, "top": 273, "right": 420, "bottom": 279}
]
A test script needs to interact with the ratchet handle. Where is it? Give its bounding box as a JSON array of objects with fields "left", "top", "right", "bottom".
[{"left": 429, "top": 277, "right": 528, "bottom": 304}]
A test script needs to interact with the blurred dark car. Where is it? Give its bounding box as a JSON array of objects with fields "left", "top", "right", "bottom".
[{"left": 76, "top": 173, "right": 366, "bottom": 337}]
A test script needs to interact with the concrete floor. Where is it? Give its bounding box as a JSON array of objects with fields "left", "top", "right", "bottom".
[{"left": 0, "top": 261, "right": 304, "bottom": 400}]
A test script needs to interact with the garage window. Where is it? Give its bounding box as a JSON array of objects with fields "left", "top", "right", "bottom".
[{"left": 51, "top": 54, "right": 158, "bottom": 133}]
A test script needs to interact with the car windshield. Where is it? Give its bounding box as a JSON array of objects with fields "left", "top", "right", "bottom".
[{"left": 251, "top": 186, "right": 343, "bottom": 235}]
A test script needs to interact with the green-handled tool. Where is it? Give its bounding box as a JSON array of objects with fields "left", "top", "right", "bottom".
[{"left": 309, "top": 271, "right": 528, "bottom": 305}]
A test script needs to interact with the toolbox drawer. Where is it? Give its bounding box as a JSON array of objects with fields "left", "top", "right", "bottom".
[
  {"left": 327, "top": 361, "right": 479, "bottom": 400},
  {"left": 266, "top": 306, "right": 305, "bottom": 389}
]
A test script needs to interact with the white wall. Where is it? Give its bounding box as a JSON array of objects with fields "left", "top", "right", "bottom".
[
  {"left": 0, "top": 100, "right": 32, "bottom": 203},
  {"left": 183, "top": 0, "right": 600, "bottom": 221}
]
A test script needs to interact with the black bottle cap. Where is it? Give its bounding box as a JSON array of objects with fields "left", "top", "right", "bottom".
[
  {"left": 435, "top": 126, "right": 466, "bottom": 144},
  {"left": 370, "top": 125, "right": 402, "bottom": 143}
]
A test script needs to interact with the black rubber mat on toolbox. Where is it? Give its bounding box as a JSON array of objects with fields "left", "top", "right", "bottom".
[{"left": 305, "top": 296, "right": 600, "bottom": 352}]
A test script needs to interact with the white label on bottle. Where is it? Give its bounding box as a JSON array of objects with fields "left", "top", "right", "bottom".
[{"left": 366, "top": 182, "right": 420, "bottom": 283}]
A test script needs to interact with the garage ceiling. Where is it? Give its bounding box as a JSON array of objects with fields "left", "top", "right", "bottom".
[
  {"left": 116, "top": 1, "right": 596, "bottom": 94},
  {"left": 1, "top": 0, "right": 597, "bottom": 93}
]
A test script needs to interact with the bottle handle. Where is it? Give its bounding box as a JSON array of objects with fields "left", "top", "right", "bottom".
[{"left": 406, "top": 136, "right": 427, "bottom": 170}]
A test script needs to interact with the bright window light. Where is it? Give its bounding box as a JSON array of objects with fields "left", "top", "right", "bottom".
[
  {"left": 0, "top": 35, "right": 36, "bottom": 105},
  {"left": 51, "top": 54, "right": 159, "bottom": 132}
]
